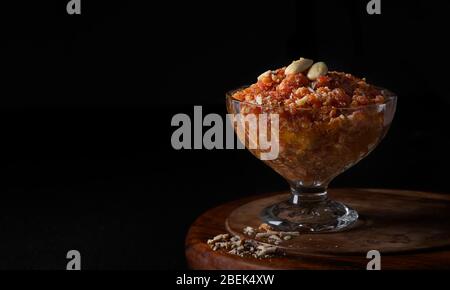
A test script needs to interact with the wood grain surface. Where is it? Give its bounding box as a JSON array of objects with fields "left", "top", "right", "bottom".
[{"left": 185, "top": 188, "right": 450, "bottom": 270}]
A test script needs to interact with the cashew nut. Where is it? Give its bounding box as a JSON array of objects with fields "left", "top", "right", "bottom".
[
  {"left": 307, "top": 62, "right": 328, "bottom": 80},
  {"left": 285, "top": 58, "right": 313, "bottom": 75}
]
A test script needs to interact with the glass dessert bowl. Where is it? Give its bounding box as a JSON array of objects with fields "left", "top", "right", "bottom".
[{"left": 226, "top": 58, "right": 397, "bottom": 232}]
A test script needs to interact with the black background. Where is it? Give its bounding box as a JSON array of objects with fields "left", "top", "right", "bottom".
[{"left": 0, "top": 0, "right": 449, "bottom": 269}]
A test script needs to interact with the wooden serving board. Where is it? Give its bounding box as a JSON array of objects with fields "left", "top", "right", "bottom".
[{"left": 185, "top": 188, "right": 450, "bottom": 270}]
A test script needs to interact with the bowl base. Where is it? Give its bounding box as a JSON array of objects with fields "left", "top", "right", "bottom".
[{"left": 260, "top": 199, "right": 358, "bottom": 232}]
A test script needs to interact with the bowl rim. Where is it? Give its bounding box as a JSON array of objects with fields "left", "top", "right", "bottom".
[{"left": 226, "top": 85, "right": 397, "bottom": 111}]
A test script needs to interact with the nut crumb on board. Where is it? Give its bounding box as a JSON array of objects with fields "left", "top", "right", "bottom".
[
  {"left": 258, "top": 223, "right": 274, "bottom": 232},
  {"left": 243, "top": 226, "right": 255, "bottom": 236},
  {"left": 206, "top": 223, "right": 300, "bottom": 258}
]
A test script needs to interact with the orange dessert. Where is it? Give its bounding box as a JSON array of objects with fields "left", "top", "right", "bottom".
[{"left": 228, "top": 58, "right": 394, "bottom": 187}]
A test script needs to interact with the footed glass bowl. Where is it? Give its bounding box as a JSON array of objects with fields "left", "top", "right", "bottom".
[{"left": 226, "top": 89, "right": 397, "bottom": 232}]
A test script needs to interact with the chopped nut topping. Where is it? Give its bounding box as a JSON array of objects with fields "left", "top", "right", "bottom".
[
  {"left": 255, "top": 232, "right": 272, "bottom": 239},
  {"left": 207, "top": 233, "right": 229, "bottom": 245},
  {"left": 254, "top": 223, "right": 300, "bottom": 242},
  {"left": 258, "top": 223, "right": 274, "bottom": 232},
  {"left": 230, "top": 235, "right": 240, "bottom": 242},
  {"left": 206, "top": 224, "right": 301, "bottom": 259},
  {"left": 207, "top": 233, "right": 278, "bottom": 258},
  {"left": 243, "top": 226, "right": 255, "bottom": 236},
  {"left": 256, "top": 245, "right": 278, "bottom": 257},
  {"left": 255, "top": 95, "right": 263, "bottom": 105},
  {"left": 268, "top": 235, "right": 282, "bottom": 245}
]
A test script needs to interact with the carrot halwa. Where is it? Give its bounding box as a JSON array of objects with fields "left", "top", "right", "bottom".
[{"left": 229, "top": 58, "right": 393, "bottom": 186}]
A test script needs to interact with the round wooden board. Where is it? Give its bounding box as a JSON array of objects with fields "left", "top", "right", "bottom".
[{"left": 185, "top": 188, "right": 450, "bottom": 270}]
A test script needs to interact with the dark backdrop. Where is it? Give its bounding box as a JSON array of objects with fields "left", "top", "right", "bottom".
[{"left": 0, "top": 0, "right": 449, "bottom": 269}]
